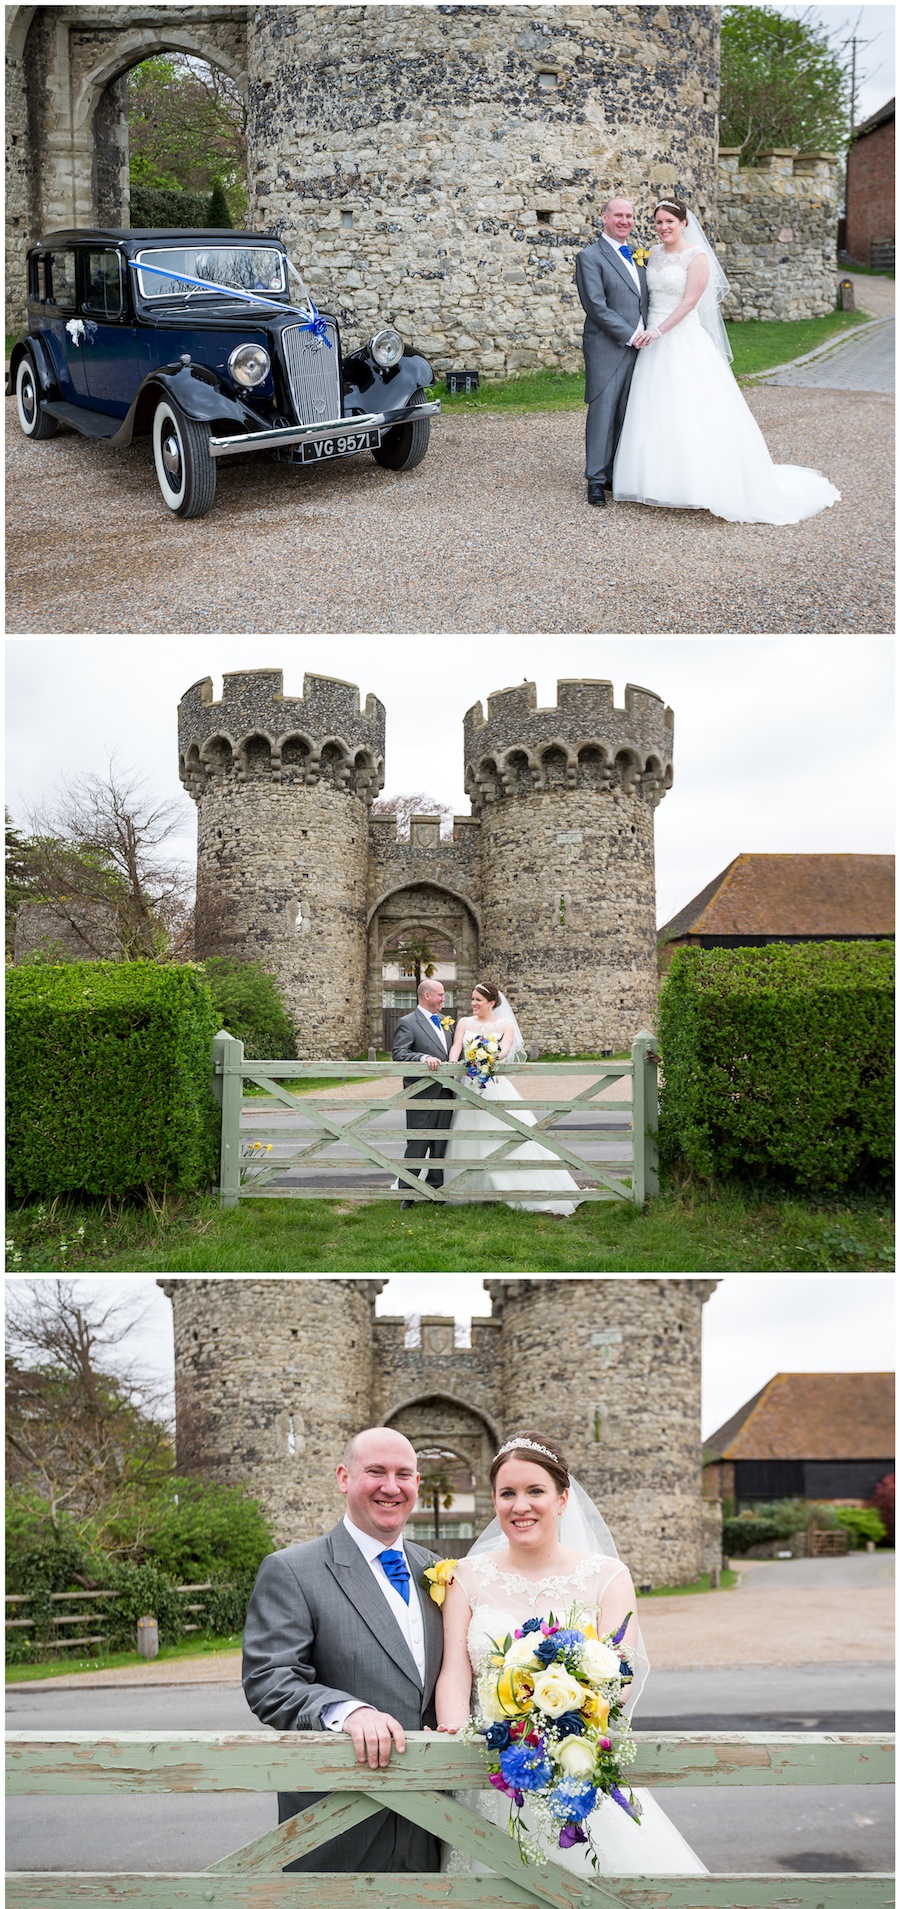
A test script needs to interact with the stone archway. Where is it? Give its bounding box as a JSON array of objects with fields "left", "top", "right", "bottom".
[
  {"left": 384, "top": 1392, "right": 499, "bottom": 1546},
  {"left": 367, "top": 882, "right": 480, "bottom": 1051},
  {"left": 5, "top": 4, "right": 248, "bottom": 330}
]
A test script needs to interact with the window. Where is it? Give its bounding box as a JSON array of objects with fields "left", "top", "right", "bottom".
[
  {"left": 46, "top": 251, "right": 77, "bottom": 312},
  {"left": 82, "top": 249, "right": 125, "bottom": 318}
]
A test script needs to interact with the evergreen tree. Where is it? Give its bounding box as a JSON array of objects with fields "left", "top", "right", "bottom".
[{"left": 721, "top": 7, "right": 851, "bottom": 163}]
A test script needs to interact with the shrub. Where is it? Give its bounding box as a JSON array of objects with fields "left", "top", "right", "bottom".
[
  {"left": 866, "top": 1472, "right": 894, "bottom": 1544},
  {"left": 206, "top": 178, "right": 233, "bottom": 228},
  {"left": 658, "top": 942, "right": 894, "bottom": 1192},
  {"left": 834, "top": 1506, "right": 886, "bottom": 1548},
  {"left": 129, "top": 184, "right": 209, "bottom": 228},
  {"left": 86, "top": 1478, "right": 274, "bottom": 1580},
  {"left": 201, "top": 957, "right": 297, "bottom": 1060},
  {"left": 6, "top": 962, "right": 220, "bottom": 1200}
]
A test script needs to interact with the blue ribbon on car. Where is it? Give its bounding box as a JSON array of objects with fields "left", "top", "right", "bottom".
[
  {"left": 298, "top": 298, "right": 332, "bottom": 348},
  {"left": 126, "top": 260, "right": 334, "bottom": 348}
]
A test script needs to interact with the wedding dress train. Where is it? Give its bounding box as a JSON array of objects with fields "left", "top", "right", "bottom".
[{"left": 441, "top": 1069, "right": 581, "bottom": 1216}]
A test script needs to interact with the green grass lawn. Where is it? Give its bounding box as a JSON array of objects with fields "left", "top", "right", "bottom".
[
  {"left": 639, "top": 1569, "right": 739, "bottom": 1597},
  {"left": 6, "top": 1632, "right": 243, "bottom": 1685},
  {"left": 7, "top": 1184, "right": 892, "bottom": 1274}
]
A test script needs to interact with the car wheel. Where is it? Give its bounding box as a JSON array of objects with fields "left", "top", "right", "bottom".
[
  {"left": 372, "top": 385, "right": 431, "bottom": 472},
  {"left": 151, "top": 398, "right": 217, "bottom": 518},
  {"left": 15, "top": 354, "right": 59, "bottom": 440}
]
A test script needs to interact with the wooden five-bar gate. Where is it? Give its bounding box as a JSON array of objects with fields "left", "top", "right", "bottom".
[
  {"left": 6, "top": 1729, "right": 893, "bottom": 1908},
  {"left": 212, "top": 1031, "right": 659, "bottom": 1210}
]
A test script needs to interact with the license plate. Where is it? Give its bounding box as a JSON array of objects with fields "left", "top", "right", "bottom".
[{"left": 300, "top": 427, "right": 382, "bottom": 463}]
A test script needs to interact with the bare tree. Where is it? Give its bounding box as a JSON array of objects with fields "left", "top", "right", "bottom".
[
  {"left": 16, "top": 758, "right": 193, "bottom": 962},
  {"left": 5, "top": 1281, "right": 173, "bottom": 1538}
]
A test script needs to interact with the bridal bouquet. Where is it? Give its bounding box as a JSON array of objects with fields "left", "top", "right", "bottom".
[
  {"left": 472, "top": 1606, "right": 640, "bottom": 1864},
  {"left": 464, "top": 1031, "right": 501, "bottom": 1091}
]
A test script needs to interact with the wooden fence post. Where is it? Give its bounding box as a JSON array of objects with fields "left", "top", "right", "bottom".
[
  {"left": 630, "top": 1029, "right": 659, "bottom": 1206},
  {"left": 211, "top": 1029, "right": 244, "bottom": 1210}
]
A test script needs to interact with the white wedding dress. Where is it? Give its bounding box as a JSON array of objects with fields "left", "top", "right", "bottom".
[
  {"left": 441, "top": 1018, "right": 581, "bottom": 1215},
  {"left": 613, "top": 244, "right": 840, "bottom": 523},
  {"left": 443, "top": 1550, "right": 706, "bottom": 1879}
]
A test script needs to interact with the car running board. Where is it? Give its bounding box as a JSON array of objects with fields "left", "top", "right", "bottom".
[{"left": 42, "top": 401, "right": 122, "bottom": 439}]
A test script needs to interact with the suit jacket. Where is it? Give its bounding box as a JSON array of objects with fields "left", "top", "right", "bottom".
[
  {"left": 242, "top": 1521, "right": 444, "bottom": 1871},
  {"left": 392, "top": 1007, "right": 457, "bottom": 1098},
  {"left": 575, "top": 237, "right": 649, "bottom": 402}
]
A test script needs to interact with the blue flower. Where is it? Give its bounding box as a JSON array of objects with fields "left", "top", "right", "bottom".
[
  {"left": 484, "top": 1722, "right": 512, "bottom": 1750},
  {"left": 610, "top": 1785, "right": 642, "bottom": 1823},
  {"left": 549, "top": 1779, "right": 597, "bottom": 1823},
  {"left": 553, "top": 1628, "right": 586, "bottom": 1651},
  {"left": 610, "top": 1612, "right": 631, "bottom": 1646},
  {"left": 499, "top": 1743, "right": 553, "bottom": 1792},
  {"left": 534, "top": 1634, "right": 563, "bottom": 1665},
  {"left": 519, "top": 1617, "right": 544, "bottom": 1636},
  {"left": 553, "top": 1712, "right": 586, "bottom": 1738}
]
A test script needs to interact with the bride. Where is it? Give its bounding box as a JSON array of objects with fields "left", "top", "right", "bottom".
[
  {"left": 435, "top": 1431, "right": 706, "bottom": 1879},
  {"left": 613, "top": 198, "right": 840, "bottom": 523},
  {"left": 443, "top": 984, "right": 581, "bottom": 1215}
]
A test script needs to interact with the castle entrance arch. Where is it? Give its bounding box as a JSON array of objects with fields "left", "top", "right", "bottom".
[
  {"left": 367, "top": 882, "right": 479, "bottom": 1052},
  {"left": 385, "top": 1392, "right": 499, "bottom": 1551},
  {"left": 5, "top": 5, "right": 248, "bottom": 331}
]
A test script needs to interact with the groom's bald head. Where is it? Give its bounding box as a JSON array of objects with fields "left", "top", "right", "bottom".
[
  {"left": 601, "top": 198, "right": 635, "bottom": 241},
  {"left": 338, "top": 1427, "right": 420, "bottom": 1542}
]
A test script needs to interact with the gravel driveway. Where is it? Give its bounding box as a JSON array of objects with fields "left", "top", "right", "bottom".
[{"left": 6, "top": 381, "right": 892, "bottom": 634}]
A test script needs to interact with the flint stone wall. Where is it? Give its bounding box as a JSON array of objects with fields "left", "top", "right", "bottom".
[
  {"left": 162, "top": 1277, "right": 718, "bottom": 1582},
  {"left": 13, "top": 899, "right": 121, "bottom": 964},
  {"left": 248, "top": 4, "right": 720, "bottom": 374},
  {"left": 717, "top": 150, "right": 839, "bottom": 321}
]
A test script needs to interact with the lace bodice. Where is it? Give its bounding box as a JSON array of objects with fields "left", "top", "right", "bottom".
[
  {"left": 454, "top": 1550, "right": 629, "bottom": 1678},
  {"left": 646, "top": 244, "right": 703, "bottom": 324}
]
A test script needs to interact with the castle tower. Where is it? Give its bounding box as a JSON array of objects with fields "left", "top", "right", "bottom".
[
  {"left": 463, "top": 680, "right": 673, "bottom": 1052},
  {"left": 161, "top": 1278, "right": 382, "bottom": 1544},
  {"left": 178, "top": 669, "right": 385, "bottom": 1057},
  {"left": 487, "top": 1279, "right": 716, "bottom": 1586}
]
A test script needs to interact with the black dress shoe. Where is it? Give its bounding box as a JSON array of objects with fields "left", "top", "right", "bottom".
[
  {"left": 400, "top": 1199, "right": 414, "bottom": 1210},
  {"left": 587, "top": 484, "right": 607, "bottom": 507}
]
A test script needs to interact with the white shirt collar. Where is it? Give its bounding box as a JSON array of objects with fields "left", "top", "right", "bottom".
[
  {"left": 343, "top": 1513, "right": 408, "bottom": 1560},
  {"left": 602, "top": 230, "right": 635, "bottom": 259}
]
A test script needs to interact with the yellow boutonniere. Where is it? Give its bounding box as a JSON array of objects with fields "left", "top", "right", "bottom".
[
  {"left": 440, "top": 1015, "right": 454, "bottom": 1030},
  {"left": 423, "top": 1558, "right": 458, "bottom": 1606},
  {"left": 630, "top": 245, "right": 651, "bottom": 269}
]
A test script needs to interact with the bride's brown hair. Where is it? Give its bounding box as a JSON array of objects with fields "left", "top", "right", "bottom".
[
  {"left": 655, "top": 198, "right": 688, "bottom": 222},
  {"left": 490, "top": 1431, "right": 570, "bottom": 1494},
  {"left": 473, "top": 982, "right": 501, "bottom": 1007}
]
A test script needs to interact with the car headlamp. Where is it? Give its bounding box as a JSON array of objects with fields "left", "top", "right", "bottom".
[
  {"left": 228, "top": 343, "right": 271, "bottom": 389},
  {"left": 370, "top": 328, "right": 404, "bottom": 369}
]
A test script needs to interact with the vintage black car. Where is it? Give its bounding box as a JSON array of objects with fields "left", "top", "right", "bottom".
[{"left": 10, "top": 228, "right": 440, "bottom": 517}]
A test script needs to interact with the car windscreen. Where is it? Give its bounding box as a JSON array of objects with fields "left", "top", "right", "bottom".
[{"left": 133, "top": 246, "right": 287, "bottom": 302}]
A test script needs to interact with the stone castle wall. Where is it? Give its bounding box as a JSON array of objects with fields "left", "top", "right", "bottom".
[
  {"left": 162, "top": 1277, "right": 718, "bottom": 1583},
  {"left": 13, "top": 899, "right": 121, "bottom": 965},
  {"left": 367, "top": 813, "right": 482, "bottom": 1042},
  {"left": 247, "top": 4, "right": 720, "bottom": 375},
  {"left": 717, "top": 149, "right": 839, "bottom": 321}
]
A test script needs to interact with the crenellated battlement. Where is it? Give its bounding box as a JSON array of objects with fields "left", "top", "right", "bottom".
[
  {"left": 463, "top": 679, "right": 674, "bottom": 814},
  {"left": 368, "top": 814, "right": 480, "bottom": 849},
  {"left": 178, "top": 670, "right": 386, "bottom": 805}
]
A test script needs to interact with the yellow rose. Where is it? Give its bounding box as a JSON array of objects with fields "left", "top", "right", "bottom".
[
  {"left": 531, "top": 1666, "right": 584, "bottom": 1717},
  {"left": 423, "top": 1559, "right": 458, "bottom": 1607},
  {"left": 552, "top": 1737, "right": 596, "bottom": 1780}
]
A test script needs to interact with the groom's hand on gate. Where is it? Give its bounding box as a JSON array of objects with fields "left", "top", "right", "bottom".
[{"left": 343, "top": 1705, "right": 407, "bottom": 1768}]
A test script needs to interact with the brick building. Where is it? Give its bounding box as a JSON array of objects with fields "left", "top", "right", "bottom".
[
  {"left": 658, "top": 852, "right": 894, "bottom": 970},
  {"left": 844, "top": 98, "right": 895, "bottom": 270},
  {"left": 703, "top": 1372, "right": 894, "bottom": 1509}
]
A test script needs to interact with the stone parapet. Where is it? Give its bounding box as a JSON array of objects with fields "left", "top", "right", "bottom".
[{"left": 717, "top": 148, "right": 839, "bottom": 322}]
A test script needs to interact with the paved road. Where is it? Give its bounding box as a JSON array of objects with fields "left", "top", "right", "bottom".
[
  {"left": 759, "top": 318, "right": 895, "bottom": 392},
  {"left": 7, "top": 1663, "right": 893, "bottom": 1877}
]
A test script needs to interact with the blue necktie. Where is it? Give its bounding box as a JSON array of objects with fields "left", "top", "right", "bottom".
[
  {"left": 430, "top": 1013, "right": 441, "bottom": 1026},
  {"left": 619, "top": 245, "right": 632, "bottom": 261},
  {"left": 378, "top": 1548, "right": 410, "bottom": 1603}
]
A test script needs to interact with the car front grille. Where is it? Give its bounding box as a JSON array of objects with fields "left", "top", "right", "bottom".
[{"left": 281, "top": 319, "right": 342, "bottom": 426}]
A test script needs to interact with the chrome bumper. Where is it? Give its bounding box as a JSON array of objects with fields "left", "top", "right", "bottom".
[{"left": 208, "top": 399, "right": 441, "bottom": 459}]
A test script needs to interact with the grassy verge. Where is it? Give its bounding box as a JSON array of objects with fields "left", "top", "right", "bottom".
[
  {"left": 6, "top": 1184, "right": 892, "bottom": 1273},
  {"left": 6, "top": 1632, "right": 242, "bottom": 1684},
  {"left": 639, "top": 1569, "right": 739, "bottom": 1598},
  {"left": 434, "top": 310, "right": 868, "bottom": 417}
]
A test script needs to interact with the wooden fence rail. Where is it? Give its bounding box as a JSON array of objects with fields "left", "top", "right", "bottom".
[
  {"left": 6, "top": 1729, "right": 894, "bottom": 1909},
  {"left": 211, "top": 1030, "right": 659, "bottom": 1211},
  {"left": 5, "top": 1583, "right": 219, "bottom": 1652}
]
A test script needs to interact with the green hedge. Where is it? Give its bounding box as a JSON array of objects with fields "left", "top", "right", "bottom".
[
  {"left": 202, "top": 957, "right": 297, "bottom": 1060},
  {"left": 658, "top": 942, "right": 894, "bottom": 1192},
  {"left": 7, "top": 962, "right": 220, "bottom": 1199},
  {"left": 128, "top": 184, "right": 210, "bottom": 228}
]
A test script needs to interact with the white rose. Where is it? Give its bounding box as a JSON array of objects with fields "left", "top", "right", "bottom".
[
  {"left": 552, "top": 1736, "right": 596, "bottom": 1779},
  {"left": 580, "top": 1639, "right": 620, "bottom": 1682},
  {"left": 504, "top": 1635, "right": 540, "bottom": 1669},
  {"left": 531, "top": 1666, "right": 584, "bottom": 1717}
]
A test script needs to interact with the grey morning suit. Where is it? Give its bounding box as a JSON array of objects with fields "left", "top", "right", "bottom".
[
  {"left": 575, "top": 237, "right": 649, "bottom": 487},
  {"left": 392, "top": 1007, "right": 457, "bottom": 1187},
  {"left": 242, "top": 1522, "right": 444, "bottom": 1872}
]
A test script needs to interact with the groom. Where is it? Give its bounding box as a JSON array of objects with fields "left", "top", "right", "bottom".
[
  {"left": 391, "top": 977, "right": 457, "bottom": 1207},
  {"left": 575, "top": 196, "right": 649, "bottom": 507},
  {"left": 242, "top": 1425, "right": 444, "bottom": 1872}
]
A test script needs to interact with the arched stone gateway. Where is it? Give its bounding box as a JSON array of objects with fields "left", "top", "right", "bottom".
[
  {"left": 367, "top": 880, "right": 480, "bottom": 1051},
  {"left": 385, "top": 1392, "right": 500, "bottom": 1542},
  {"left": 5, "top": 5, "right": 248, "bottom": 331}
]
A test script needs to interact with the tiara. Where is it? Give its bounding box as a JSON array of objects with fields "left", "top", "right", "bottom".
[{"left": 495, "top": 1437, "right": 560, "bottom": 1463}]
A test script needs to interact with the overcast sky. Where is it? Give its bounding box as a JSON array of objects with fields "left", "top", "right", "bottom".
[
  {"left": 773, "top": 5, "right": 895, "bottom": 124},
  {"left": 5, "top": 1274, "right": 892, "bottom": 1445},
  {"left": 5, "top": 638, "right": 893, "bottom": 930}
]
